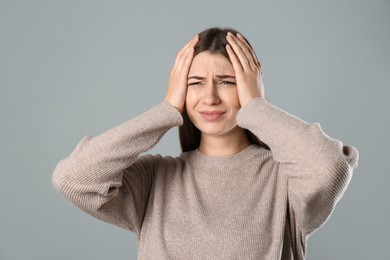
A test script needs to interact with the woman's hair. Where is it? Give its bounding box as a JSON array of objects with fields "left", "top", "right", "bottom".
[{"left": 179, "top": 27, "right": 270, "bottom": 152}]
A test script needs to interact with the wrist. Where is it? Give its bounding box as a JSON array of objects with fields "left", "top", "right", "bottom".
[
  {"left": 165, "top": 98, "right": 184, "bottom": 113},
  {"left": 240, "top": 92, "right": 263, "bottom": 107}
]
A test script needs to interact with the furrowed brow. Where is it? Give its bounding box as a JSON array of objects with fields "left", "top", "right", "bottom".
[
  {"left": 215, "top": 74, "right": 236, "bottom": 79},
  {"left": 188, "top": 75, "right": 235, "bottom": 80},
  {"left": 188, "top": 76, "right": 206, "bottom": 80}
]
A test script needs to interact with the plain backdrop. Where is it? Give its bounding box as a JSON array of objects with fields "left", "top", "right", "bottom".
[{"left": 1, "top": 0, "right": 389, "bottom": 259}]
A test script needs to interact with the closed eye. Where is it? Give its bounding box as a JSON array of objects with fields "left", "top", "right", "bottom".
[
  {"left": 187, "top": 81, "right": 236, "bottom": 86},
  {"left": 188, "top": 81, "right": 204, "bottom": 86},
  {"left": 219, "top": 80, "right": 236, "bottom": 85}
]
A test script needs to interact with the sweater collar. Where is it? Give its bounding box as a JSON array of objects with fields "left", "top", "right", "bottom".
[{"left": 184, "top": 144, "right": 264, "bottom": 168}]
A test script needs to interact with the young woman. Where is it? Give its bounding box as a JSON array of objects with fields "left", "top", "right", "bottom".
[{"left": 52, "top": 27, "right": 359, "bottom": 259}]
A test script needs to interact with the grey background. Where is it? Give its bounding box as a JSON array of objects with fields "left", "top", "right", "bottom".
[{"left": 0, "top": 0, "right": 388, "bottom": 259}]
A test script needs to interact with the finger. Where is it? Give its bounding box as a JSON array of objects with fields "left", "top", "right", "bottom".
[
  {"left": 226, "top": 43, "right": 243, "bottom": 73},
  {"left": 176, "top": 36, "right": 199, "bottom": 73},
  {"left": 226, "top": 33, "right": 253, "bottom": 70},
  {"left": 230, "top": 33, "right": 254, "bottom": 62},
  {"left": 236, "top": 33, "right": 261, "bottom": 70},
  {"left": 236, "top": 33, "right": 263, "bottom": 77},
  {"left": 174, "top": 35, "right": 199, "bottom": 67},
  {"left": 174, "top": 49, "right": 197, "bottom": 76},
  {"left": 179, "top": 35, "right": 199, "bottom": 56},
  {"left": 174, "top": 36, "right": 198, "bottom": 67}
]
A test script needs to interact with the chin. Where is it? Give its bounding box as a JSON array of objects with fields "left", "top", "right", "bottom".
[{"left": 197, "top": 125, "right": 236, "bottom": 137}]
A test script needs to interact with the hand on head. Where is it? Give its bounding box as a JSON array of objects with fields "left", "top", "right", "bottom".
[
  {"left": 165, "top": 30, "right": 265, "bottom": 113},
  {"left": 225, "top": 32, "right": 265, "bottom": 107},
  {"left": 165, "top": 35, "right": 199, "bottom": 113}
]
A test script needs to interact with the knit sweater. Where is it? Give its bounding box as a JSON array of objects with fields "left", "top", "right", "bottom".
[{"left": 52, "top": 97, "right": 359, "bottom": 260}]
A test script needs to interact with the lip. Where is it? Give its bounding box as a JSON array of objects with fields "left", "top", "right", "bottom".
[{"left": 199, "top": 111, "right": 225, "bottom": 121}]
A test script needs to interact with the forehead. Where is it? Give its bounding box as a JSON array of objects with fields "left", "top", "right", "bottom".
[{"left": 189, "top": 52, "right": 234, "bottom": 75}]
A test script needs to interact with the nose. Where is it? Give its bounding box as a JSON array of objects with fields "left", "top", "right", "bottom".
[{"left": 202, "top": 82, "right": 221, "bottom": 106}]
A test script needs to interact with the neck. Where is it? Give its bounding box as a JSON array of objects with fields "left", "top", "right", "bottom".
[{"left": 198, "top": 127, "right": 251, "bottom": 156}]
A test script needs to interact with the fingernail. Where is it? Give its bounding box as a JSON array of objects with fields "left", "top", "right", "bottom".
[{"left": 227, "top": 32, "right": 232, "bottom": 36}]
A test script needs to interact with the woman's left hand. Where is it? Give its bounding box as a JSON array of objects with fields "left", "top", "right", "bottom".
[{"left": 226, "top": 32, "right": 265, "bottom": 107}]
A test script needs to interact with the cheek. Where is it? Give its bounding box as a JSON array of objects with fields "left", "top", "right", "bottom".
[
  {"left": 222, "top": 89, "right": 241, "bottom": 108},
  {"left": 185, "top": 91, "right": 198, "bottom": 122},
  {"left": 185, "top": 88, "right": 198, "bottom": 108}
]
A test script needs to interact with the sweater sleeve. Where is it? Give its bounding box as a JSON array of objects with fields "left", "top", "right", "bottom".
[
  {"left": 52, "top": 101, "right": 183, "bottom": 238},
  {"left": 236, "top": 97, "right": 359, "bottom": 237}
]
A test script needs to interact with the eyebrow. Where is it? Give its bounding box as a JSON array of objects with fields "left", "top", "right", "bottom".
[{"left": 188, "top": 74, "right": 236, "bottom": 80}]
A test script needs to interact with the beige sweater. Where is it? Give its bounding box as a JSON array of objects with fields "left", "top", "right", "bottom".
[{"left": 52, "top": 98, "right": 359, "bottom": 260}]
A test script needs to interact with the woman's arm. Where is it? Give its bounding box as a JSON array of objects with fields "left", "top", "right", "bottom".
[
  {"left": 52, "top": 35, "right": 198, "bottom": 238},
  {"left": 227, "top": 33, "right": 359, "bottom": 238},
  {"left": 52, "top": 101, "right": 182, "bottom": 237},
  {"left": 237, "top": 97, "right": 358, "bottom": 236}
]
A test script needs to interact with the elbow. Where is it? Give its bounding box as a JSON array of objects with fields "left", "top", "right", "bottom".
[
  {"left": 52, "top": 134, "right": 95, "bottom": 193},
  {"left": 342, "top": 145, "right": 359, "bottom": 169},
  {"left": 327, "top": 143, "right": 359, "bottom": 185},
  {"left": 51, "top": 160, "right": 95, "bottom": 211},
  {"left": 51, "top": 159, "right": 70, "bottom": 196},
  {"left": 312, "top": 125, "right": 359, "bottom": 171},
  {"left": 51, "top": 158, "right": 82, "bottom": 199},
  {"left": 306, "top": 143, "right": 358, "bottom": 207},
  {"left": 305, "top": 123, "right": 359, "bottom": 170},
  {"left": 316, "top": 149, "right": 357, "bottom": 208}
]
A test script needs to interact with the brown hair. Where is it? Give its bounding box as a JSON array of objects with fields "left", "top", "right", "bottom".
[{"left": 179, "top": 27, "right": 270, "bottom": 152}]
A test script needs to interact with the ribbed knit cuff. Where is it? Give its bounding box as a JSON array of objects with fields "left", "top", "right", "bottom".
[{"left": 160, "top": 100, "right": 184, "bottom": 127}]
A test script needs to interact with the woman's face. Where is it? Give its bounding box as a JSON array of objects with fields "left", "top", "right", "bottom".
[{"left": 186, "top": 51, "right": 242, "bottom": 138}]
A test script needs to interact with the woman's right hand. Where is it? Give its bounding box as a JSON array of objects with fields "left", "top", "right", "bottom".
[{"left": 165, "top": 35, "right": 199, "bottom": 113}]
